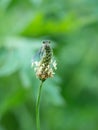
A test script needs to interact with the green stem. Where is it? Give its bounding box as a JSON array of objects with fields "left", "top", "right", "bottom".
[{"left": 36, "top": 81, "right": 43, "bottom": 130}]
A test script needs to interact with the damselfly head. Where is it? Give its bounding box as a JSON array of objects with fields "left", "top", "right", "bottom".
[
  {"left": 42, "top": 40, "right": 51, "bottom": 49},
  {"left": 42, "top": 40, "right": 50, "bottom": 44}
]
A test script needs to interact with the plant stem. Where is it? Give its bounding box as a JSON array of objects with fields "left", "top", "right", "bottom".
[{"left": 36, "top": 81, "right": 43, "bottom": 130}]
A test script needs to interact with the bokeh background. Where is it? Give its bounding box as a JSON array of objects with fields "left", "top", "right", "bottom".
[{"left": 0, "top": 0, "right": 98, "bottom": 130}]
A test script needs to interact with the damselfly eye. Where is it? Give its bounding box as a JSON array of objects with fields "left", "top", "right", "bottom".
[{"left": 43, "top": 41, "right": 46, "bottom": 44}]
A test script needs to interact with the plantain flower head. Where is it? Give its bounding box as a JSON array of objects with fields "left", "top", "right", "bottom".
[{"left": 32, "top": 40, "right": 57, "bottom": 82}]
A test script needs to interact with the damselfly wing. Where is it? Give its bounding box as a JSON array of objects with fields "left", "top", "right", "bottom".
[{"left": 32, "top": 46, "right": 45, "bottom": 64}]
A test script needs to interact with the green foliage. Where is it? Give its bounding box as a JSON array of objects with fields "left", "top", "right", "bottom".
[{"left": 0, "top": 0, "right": 98, "bottom": 130}]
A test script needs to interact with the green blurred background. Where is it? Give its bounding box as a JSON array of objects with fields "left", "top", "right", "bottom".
[{"left": 0, "top": 0, "right": 98, "bottom": 130}]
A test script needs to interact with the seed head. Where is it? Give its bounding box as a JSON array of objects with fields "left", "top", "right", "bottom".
[{"left": 32, "top": 40, "right": 57, "bottom": 82}]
